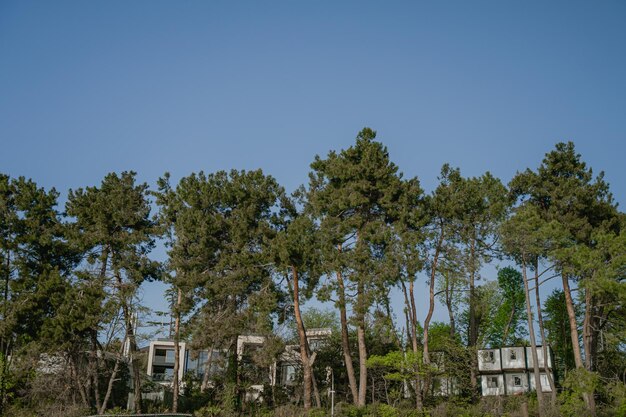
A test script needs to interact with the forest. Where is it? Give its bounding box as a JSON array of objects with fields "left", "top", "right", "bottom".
[{"left": 0, "top": 128, "right": 624, "bottom": 417}]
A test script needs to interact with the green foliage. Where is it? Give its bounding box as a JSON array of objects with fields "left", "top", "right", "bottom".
[
  {"left": 194, "top": 404, "right": 226, "bottom": 417},
  {"left": 603, "top": 380, "right": 626, "bottom": 417},
  {"left": 482, "top": 267, "right": 526, "bottom": 347},
  {"left": 559, "top": 368, "right": 600, "bottom": 417},
  {"left": 367, "top": 350, "right": 423, "bottom": 383},
  {"left": 543, "top": 289, "right": 577, "bottom": 379}
]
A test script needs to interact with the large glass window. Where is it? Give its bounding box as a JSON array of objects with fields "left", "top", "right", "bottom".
[{"left": 281, "top": 364, "right": 297, "bottom": 385}]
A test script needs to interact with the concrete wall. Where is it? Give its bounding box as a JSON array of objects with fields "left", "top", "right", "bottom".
[
  {"left": 504, "top": 372, "right": 529, "bottom": 395},
  {"left": 525, "top": 346, "right": 553, "bottom": 369},
  {"left": 480, "top": 374, "right": 505, "bottom": 396},
  {"left": 478, "top": 349, "right": 502, "bottom": 372},
  {"left": 529, "top": 373, "right": 554, "bottom": 393},
  {"left": 146, "top": 340, "right": 186, "bottom": 384},
  {"left": 501, "top": 347, "right": 526, "bottom": 370}
]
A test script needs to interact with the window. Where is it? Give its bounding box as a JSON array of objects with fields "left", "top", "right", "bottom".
[
  {"left": 155, "top": 348, "right": 175, "bottom": 364},
  {"left": 487, "top": 376, "right": 499, "bottom": 388},
  {"left": 482, "top": 350, "right": 495, "bottom": 363},
  {"left": 513, "top": 376, "right": 522, "bottom": 387},
  {"left": 281, "top": 364, "right": 297, "bottom": 386},
  {"left": 510, "top": 350, "right": 517, "bottom": 360}
]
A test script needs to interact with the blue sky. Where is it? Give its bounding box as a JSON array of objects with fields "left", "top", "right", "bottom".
[{"left": 1, "top": 1, "right": 625, "bottom": 338}]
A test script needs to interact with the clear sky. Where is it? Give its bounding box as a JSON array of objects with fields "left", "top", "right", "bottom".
[{"left": 1, "top": 1, "right": 625, "bottom": 338}]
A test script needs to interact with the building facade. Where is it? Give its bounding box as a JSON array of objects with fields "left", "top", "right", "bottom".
[{"left": 477, "top": 346, "right": 554, "bottom": 396}]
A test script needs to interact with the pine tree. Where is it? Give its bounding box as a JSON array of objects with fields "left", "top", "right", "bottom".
[
  {"left": 66, "top": 172, "right": 159, "bottom": 413},
  {"left": 306, "top": 128, "right": 410, "bottom": 406}
]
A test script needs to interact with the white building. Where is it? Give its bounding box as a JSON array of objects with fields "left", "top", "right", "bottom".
[
  {"left": 477, "top": 346, "right": 554, "bottom": 396},
  {"left": 146, "top": 339, "right": 223, "bottom": 385},
  {"left": 145, "top": 328, "right": 332, "bottom": 398}
]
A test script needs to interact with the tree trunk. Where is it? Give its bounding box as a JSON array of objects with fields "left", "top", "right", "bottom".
[
  {"left": 117, "top": 271, "right": 142, "bottom": 413},
  {"left": 400, "top": 281, "right": 423, "bottom": 411},
  {"left": 401, "top": 279, "right": 423, "bottom": 410},
  {"left": 172, "top": 287, "right": 182, "bottom": 412},
  {"left": 291, "top": 266, "right": 312, "bottom": 409},
  {"left": 336, "top": 266, "right": 359, "bottom": 405},
  {"left": 90, "top": 331, "right": 102, "bottom": 412},
  {"left": 424, "top": 229, "right": 444, "bottom": 364},
  {"left": 0, "top": 252, "right": 10, "bottom": 415},
  {"left": 501, "top": 306, "right": 516, "bottom": 345},
  {"left": 91, "top": 247, "right": 109, "bottom": 412},
  {"left": 562, "top": 272, "right": 595, "bottom": 414},
  {"left": 583, "top": 287, "right": 595, "bottom": 372},
  {"left": 522, "top": 259, "right": 543, "bottom": 417},
  {"left": 99, "top": 356, "right": 121, "bottom": 414},
  {"left": 409, "top": 281, "right": 419, "bottom": 355},
  {"left": 533, "top": 264, "right": 556, "bottom": 404},
  {"left": 200, "top": 345, "right": 215, "bottom": 393},
  {"left": 423, "top": 228, "right": 444, "bottom": 401},
  {"left": 422, "top": 262, "right": 438, "bottom": 365},
  {"left": 355, "top": 271, "right": 368, "bottom": 408},
  {"left": 444, "top": 271, "right": 456, "bottom": 338},
  {"left": 70, "top": 354, "right": 90, "bottom": 409},
  {"left": 357, "top": 321, "right": 367, "bottom": 407},
  {"left": 99, "top": 342, "right": 125, "bottom": 414},
  {"left": 468, "top": 237, "right": 479, "bottom": 395},
  {"left": 311, "top": 370, "right": 321, "bottom": 408},
  {"left": 562, "top": 272, "right": 584, "bottom": 368}
]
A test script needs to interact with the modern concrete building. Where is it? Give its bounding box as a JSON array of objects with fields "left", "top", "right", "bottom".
[
  {"left": 478, "top": 346, "right": 554, "bottom": 396},
  {"left": 145, "top": 328, "right": 332, "bottom": 396},
  {"left": 145, "top": 339, "right": 223, "bottom": 385}
]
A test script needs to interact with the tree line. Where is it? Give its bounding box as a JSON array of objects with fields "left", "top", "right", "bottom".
[{"left": 0, "top": 128, "right": 624, "bottom": 416}]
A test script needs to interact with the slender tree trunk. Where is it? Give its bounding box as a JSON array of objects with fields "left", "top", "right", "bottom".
[
  {"left": 501, "top": 307, "right": 516, "bottom": 345},
  {"left": 522, "top": 259, "right": 543, "bottom": 417},
  {"left": 99, "top": 343, "right": 124, "bottom": 414},
  {"left": 533, "top": 263, "right": 556, "bottom": 405},
  {"left": 128, "top": 323, "right": 142, "bottom": 413},
  {"left": 583, "top": 288, "right": 595, "bottom": 372},
  {"left": 583, "top": 287, "right": 598, "bottom": 415},
  {"left": 117, "top": 270, "right": 142, "bottom": 413},
  {"left": 172, "top": 287, "right": 182, "bottom": 412},
  {"left": 444, "top": 271, "right": 456, "bottom": 338},
  {"left": 355, "top": 269, "right": 368, "bottom": 408},
  {"left": 409, "top": 281, "right": 419, "bottom": 355},
  {"left": 423, "top": 230, "right": 444, "bottom": 365},
  {"left": 90, "top": 247, "right": 109, "bottom": 412},
  {"left": 0, "top": 252, "right": 10, "bottom": 415},
  {"left": 357, "top": 319, "right": 367, "bottom": 407},
  {"left": 562, "top": 272, "right": 595, "bottom": 413},
  {"left": 311, "top": 370, "right": 321, "bottom": 408},
  {"left": 401, "top": 279, "right": 423, "bottom": 410},
  {"left": 423, "top": 229, "right": 444, "bottom": 401},
  {"left": 422, "top": 261, "right": 438, "bottom": 365},
  {"left": 90, "top": 331, "right": 102, "bottom": 412},
  {"left": 200, "top": 345, "right": 215, "bottom": 393},
  {"left": 383, "top": 290, "right": 402, "bottom": 349},
  {"left": 291, "top": 266, "right": 312, "bottom": 409},
  {"left": 468, "top": 237, "right": 479, "bottom": 395},
  {"left": 70, "top": 355, "right": 90, "bottom": 409},
  {"left": 336, "top": 266, "right": 358, "bottom": 405},
  {"left": 562, "top": 272, "right": 584, "bottom": 368}
]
